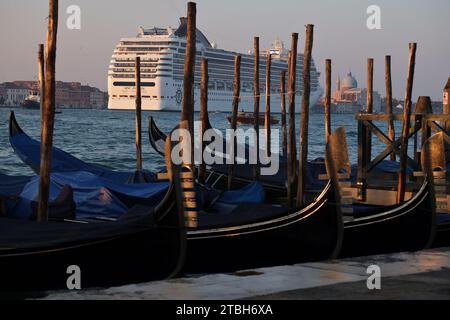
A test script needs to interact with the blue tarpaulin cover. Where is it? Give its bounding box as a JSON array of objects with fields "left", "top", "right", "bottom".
[
  {"left": 0, "top": 173, "right": 32, "bottom": 196},
  {"left": 217, "top": 181, "right": 265, "bottom": 205},
  {"left": 5, "top": 171, "right": 169, "bottom": 220}
]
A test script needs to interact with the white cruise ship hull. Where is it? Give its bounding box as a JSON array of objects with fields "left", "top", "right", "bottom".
[{"left": 108, "top": 87, "right": 323, "bottom": 112}]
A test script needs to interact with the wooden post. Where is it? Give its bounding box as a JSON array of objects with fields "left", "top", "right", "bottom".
[
  {"left": 264, "top": 53, "right": 272, "bottom": 158},
  {"left": 280, "top": 71, "right": 287, "bottom": 155},
  {"left": 135, "top": 56, "right": 143, "bottom": 170},
  {"left": 324, "top": 59, "right": 332, "bottom": 143},
  {"left": 444, "top": 77, "right": 450, "bottom": 133},
  {"left": 37, "top": 0, "right": 58, "bottom": 222},
  {"left": 357, "top": 119, "right": 368, "bottom": 201},
  {"left": 286, "top": 33, "right": 298, "bottom": 208},
  {"left": 297, "top": 24, "right": 314, "bottom": 207},
  {"left": 228, "top": 55, "right": 241, "bottom": 190},
  {"left": 385, "top": 55, "right": 395, "bottom": 161},
  {"left": 366, "top": 58, "right": 374, "bottom": 162},
  {"left": 181, "top": 2, "right": 196, "bottom": 164},
  {"left": 199, "top": 58, "right": 208, "bottom": 184},
  {"left": 253, "top": 37, "right": 260, "bottom": 180},
  {"left": 397, "top": 43, "right": 417, "bottom": 204},
  {"left": 413, "top": 96, "right": 433, "bottom": 166},
  {"left": 38, "top": 44, "right": 45, "bottom": 120}
]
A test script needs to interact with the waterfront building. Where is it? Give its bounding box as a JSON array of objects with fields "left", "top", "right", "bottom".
[
  {"left": 0, "top": 81, "right": 107, "bottom": 108},
  {"left": 331, "top": 71, "right": 381, "bottom": 113}
]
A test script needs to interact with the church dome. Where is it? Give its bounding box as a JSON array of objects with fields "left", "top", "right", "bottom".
[{"left": 341, "top": 72, "right": 358, "bottom": 89}]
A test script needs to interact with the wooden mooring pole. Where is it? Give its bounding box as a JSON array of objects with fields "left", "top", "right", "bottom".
[
  {"left": 181, "top": 2, "right": 196, "bottom": 164},
  {"left": 38, "top": 44, "right": 45, "bottom": 120},
  {"left": 413, "top": 96, "right": 433, "bottom": 166},
  {"left": 135, "top": 56, "right": 143, "bottom": 170},
  {"left": 280, "top": 70, "right": 287, "bottom": 155},
  {"left": 297, "top": 24, "right": 314, "bottom": 207},
  {"left": 385, "top": 55, "right": 395, "bottom": 161},
  {"left": 397, "top": 43, "right": 417, "bottom": 204},
  {"left": 198, "top": 58, "right": 208, "bottom": 184},
  {"left": 253, "top": 37, "right": 260, "bottom": 180},
  {"left": 286, "top": 33, "right": 298, "bottom": 208},
  {"left": 37, "top": 0, "right": 58, "bottom": 222},
  {"left": 264, "top": 53, "right": 272, "bottom": 158},
  {"left": 366, "top": 58, "right": 374, "bottom": 162},
  {"left": 324, "top": 59, "right": 331, "bottom": 143},
  {"left": 228, "top": 55, "right": 241, "bottom": 190}
]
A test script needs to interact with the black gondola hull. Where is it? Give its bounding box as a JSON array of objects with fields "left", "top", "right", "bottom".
[
  {"left": 0, "top": 226, "right": 181, "bottom": 294},
  {"left": 433, "top": 221, "right": 450, "bottom": 248},
  {"left": 340, "top": 183, "right": 436, "bottom": 257},
  {"left": 0, "top": 186, "right": 186, "bottom": 294},
  {"left": 184, "top": 184, "right": 343, "bottom": 273}
]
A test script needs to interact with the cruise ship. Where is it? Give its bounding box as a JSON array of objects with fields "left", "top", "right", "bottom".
[{"left": 108, "top": 18, "right": 323, "bottom": 112}]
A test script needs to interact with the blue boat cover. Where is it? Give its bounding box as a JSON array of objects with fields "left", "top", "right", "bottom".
[
  {"left": 5, "top": 171, "right": 169, "bottom": 220},
  {"left": 10, "top": 128, "right": 155, "bottom": 184},
  {"left": 0, "top": 173, "right": 32, "bottom": 196},
  {"left": 437, "top": 213, "right": 450, "bottom": 224},
  {"left": 217, "top": 181, "right": 265, "bottom": 205}
]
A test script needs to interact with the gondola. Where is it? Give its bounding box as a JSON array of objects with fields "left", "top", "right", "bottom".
[
  {"left": 162, "top": 125, "right": 437, "bottom": 272},
  {"left": 6, "top": 116, "right": 441, "bottom": 276},
  {"left": 0, "top": 172, "right": 186, "bottom": 293},
  {"left": 148, "top": 116, "right": 419, "bottom": 193},
  {"left": 9, "top": 111, "right": 156, "bottom": 184},
  {"left": 3, "top": 120, "right": 345, "bottom": 279},
  {"left": 325, "top": 128, "right": 437, "bottom": 257},
  {"left": 148, "top": 116, "right": 327, "bottom": 194},
  {"left": 162, "top": 122, "right": 344, "bottom": 273}
]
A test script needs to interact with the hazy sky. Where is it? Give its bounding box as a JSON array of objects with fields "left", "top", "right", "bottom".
[{"left": 0, "top": 0, "right": 449, "bottom": 100}]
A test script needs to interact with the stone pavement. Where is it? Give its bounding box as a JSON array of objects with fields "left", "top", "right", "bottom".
[{"left": 42, "top": 248, "right": 450, "bottom": 300}]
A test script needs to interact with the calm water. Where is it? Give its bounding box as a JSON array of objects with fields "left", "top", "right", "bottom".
[{"left": 0, "top": 107, "right": 406, "bottom": 176}]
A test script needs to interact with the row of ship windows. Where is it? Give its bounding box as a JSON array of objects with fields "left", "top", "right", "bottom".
[
  {"left": 120, "top": 41, "right": 180, "bottom": 46},
  {"left": 114, "top": 58, "right": 317, "bottom": 77},
  {"left": 186, "top": 68, "right": 318, "bottom": 80},
  {"left": 171, "top": 71, "right": 319, "bottom": 86},
  {"left": 115, "top": 58, "right": 160, "bottom": 63},
  {"left": 112, "top": 68, "right": 172, "bottom": 73},
  {"left": 114, "top": 52, "right": 172, "bottom": 56},
  {"left": 114, "top": 49, "right": 313, "bottom": 66},
  {"left": 171, "top": 53, "right": 311, "bottom": 68},
  {"left": 113, "top": 63, "right": 172, "bottom": 67},
  {"left": 172, "top": 77, "right": 316, "bottom": 92},
  {"left": 171, "top": 60, "right": 317, "bottom": 75},
  {"left": 172, "top": 69, "right": 317, "bottom": 81},
  {"left": 111, "top": 74, "right": 172, "bottom": 79},
  {"left": 111, "top": 73, "right": 318, "bottom": 88},
  {"left": 117, "top": 47, "right": 175, "bottom": 52},
  {"left": 112, "top": 94, "right": 170, "bottom": 100}
]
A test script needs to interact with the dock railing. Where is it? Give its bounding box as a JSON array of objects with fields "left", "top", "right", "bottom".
[{"left": 356, "top": 112, "right": 450, "bottom": 202}]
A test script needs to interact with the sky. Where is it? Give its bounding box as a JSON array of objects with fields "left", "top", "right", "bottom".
[{"left": 0, "top": 0, "right": 449, "bottom": 101}]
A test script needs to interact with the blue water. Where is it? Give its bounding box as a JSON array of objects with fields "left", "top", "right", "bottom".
[{"left": 0, "top": 107, "right": 406, "bottom": 176}]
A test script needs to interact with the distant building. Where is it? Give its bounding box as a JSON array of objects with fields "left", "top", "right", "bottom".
[
  {"left": 3, "top": 82, "right": 30, "bottom": 106},
  {"left": 0, "top": 83, "right": 6, "bottom": 105},
  {"left": 89, "top": 89, "right": 107, "bottom": 109},
  {"left": 331, "top": 71, "right": 381, "bottom": 113},
  {"left": 0, "top": 80, "right": 107, "bottom": 108}
]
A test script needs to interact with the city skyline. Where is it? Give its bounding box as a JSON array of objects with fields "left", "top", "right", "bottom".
[{"left": 0, "top": 0, "right": 449, "bottom": 101}]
